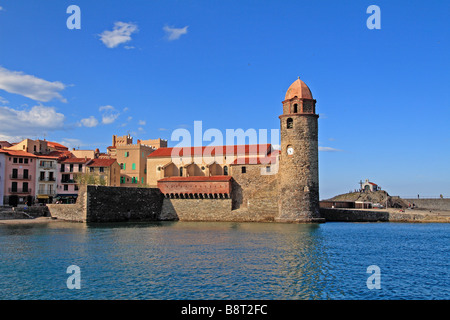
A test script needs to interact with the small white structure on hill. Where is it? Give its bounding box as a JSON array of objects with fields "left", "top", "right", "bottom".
[{"left": 361, "top": 179, "right": 380, "bottom": 192}]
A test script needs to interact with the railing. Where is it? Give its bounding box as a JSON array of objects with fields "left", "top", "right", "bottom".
[
  {"left": 9, "top": 174, "right": 32, "bottom": 180},
  {"left": 39, "top": 163, "right": 54, "bottom": 169},
  {"left": 37, "top": 190, "right": 57, "bottom": 196},
  {"left": 8, "top": 188, "right": 32, "bottom": 194},
  {"left": 39, "top": 177, "right": 56, "bottom": 182},
  {"left": 61, "top": 179, "right": 76, "bottom": 184}
]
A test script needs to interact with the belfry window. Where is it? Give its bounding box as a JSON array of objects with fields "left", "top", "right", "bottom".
[
  {"left": 287, "top": 118, "right": 293, "bottom": 129},
  {"left": 224, "top": 166, "right": 228, "bottom": 176},
  {"left": 293, "top": 104, "right": 298, "bottom": 113},
  {"left": 180, "top": 167, "right": 183, "bottom": 177}
]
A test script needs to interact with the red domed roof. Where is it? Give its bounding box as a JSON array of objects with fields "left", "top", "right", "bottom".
[{"left": 285, "top": 78, "right": 313, "bottom": 100}]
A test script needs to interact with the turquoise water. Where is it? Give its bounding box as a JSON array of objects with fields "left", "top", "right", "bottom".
[{"left": 0, "top": 221, "right": 448, "bottom": 300}]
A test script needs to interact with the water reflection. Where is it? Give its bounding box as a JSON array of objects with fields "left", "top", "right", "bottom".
[{"left": 0, "top": 221, "right": 448, "bottom": 299}]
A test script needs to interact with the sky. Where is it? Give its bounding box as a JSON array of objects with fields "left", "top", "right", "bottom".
[{"left": 0, "top": 0, "right": 448, "bottom": 199}]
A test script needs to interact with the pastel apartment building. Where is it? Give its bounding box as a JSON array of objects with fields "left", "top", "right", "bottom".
[
  {"left": 35, "top": 155, "right": 59, "bottom": 204},
  {"left": 0, "top": 149, "right": 37, "bottom": 206},
  {"left": 86, "top": 158, "right": 121, "bottom": 187},
  {"left": 57, "top": 157, "right": 91, "bottom": 203},
  {"left": 0, "top": 152, "right": 5, "bottom": 206},
  {"left": 108, "top": 135, "right": 167, "bottom": 187}
]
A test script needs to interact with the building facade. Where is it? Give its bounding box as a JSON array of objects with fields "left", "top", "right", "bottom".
[
  {"left": 0, "top": 152, "right": 5, "bottom": 206},
  {"left": 146, "top": 78, "right": 322, "bottom": 223},
  {"left": 57, "top": 157, "right": 90, "bottom": 203},
  {"left": 86, "top": 158, "right": 121, "bottom": 187},
  {"left": 1, "top": 150, "right": 37, "bottom": 206},
  {"left": 35, "top": 155, "right": 59, "bottom": 204}
]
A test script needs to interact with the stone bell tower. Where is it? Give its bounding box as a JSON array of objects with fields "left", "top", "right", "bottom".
[{"left": 276, "top": 77, "right": 323, "bottom": 223}]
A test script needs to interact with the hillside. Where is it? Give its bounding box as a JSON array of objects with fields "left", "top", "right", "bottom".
[{"left": 327, "top": 190, "right": 410, "bottom": 208}]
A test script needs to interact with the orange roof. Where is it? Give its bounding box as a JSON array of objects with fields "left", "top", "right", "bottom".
[
  {"left": 47, "top": 141, "right": 69, "bottom": 150},
  {"left": 158, "top": 176, "right": 232, "bottom": 182},
  {"left": 285, "top": 78, "right": 313, "bottom": 100},
  {"left": 87, "top": 158, "right": 117, "bottom": 167},
  {"left": 148, "top": 144, "right": 272, "bottom": 158},
  {"left": 60, "top": 157, "right": 91, "bottom": 164},
  {"left": 0, "top": 149, "right": 37, "bottom": 157}
]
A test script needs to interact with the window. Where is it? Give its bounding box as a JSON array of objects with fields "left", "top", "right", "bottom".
[
  {"left": 125, "top": 151, "right": 129, "bottom": 157},
  {"left": 90, "top": 167, "right": 94, "bottom": 173},
  {"left": 11, "top": 182, "right": 18, "bottom": 192},
  {"left": 23, "top": 169, "right": 29, "bottom": 179},
  {"left": 70, "top": 164, "right": 74, "bottom": 172},
  {"left": 287, "top": 118, "right": 293, "bottom": 129},
  {"left": 60, "top": 164, "right": 65, "bottom": 172},
  {"left": 12, "top": 169, "right": 18, "bottom": 179},
  {"left": 224, "top": 166, "right": 228, "bottom": 176},
  {"left": 293, "top": 104, "right": 298, "bottom": 113},
  {"left": 266, "top": 166, "right": 271, "bottom": 173},
  {"left": 24, "top": 158, "right": 28, "bottom": 164},
  {"left": 13, "top": 158, "right": 18, "bottom": 163},
  {"left": 141, "top": 177, "right": 144, "bottom": 184},
  {"left": 23, "top": 182, "right": 28, "bottom": 192},
  {"left": 241, "top": 166, "right": 246, "bottom": 174},
  {"left": 64, "top": 185, "right": 69, "bottom": 191},
  {"left": 40, "top": 172, "right": 45, "bottom": 181},
  {"left": 179, "top": 167, "right": 183, "bottom": 177},
  {"left": 123, "top": 163, "right": 126, "bottom": 170},
  {"left": 19, "top": 158, "right": 23, "bottom": 164},
  {"left": 79, "top": 164, "right": 83, "bottom": 172},
  {"left": 120, "top": 163, "right": 124, "bottom": 170},
  {"left": 74, "top": 185, "right": 79, "bottom": 191},
  {"left": 132, "top": 163, "right": 136, "bottom": 170},
  {"left": 99, "top": 167, "right": 104, "bottom": 173}
]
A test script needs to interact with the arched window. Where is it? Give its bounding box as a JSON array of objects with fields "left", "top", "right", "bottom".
[
  {"left": 287, "top": 118, "right": 293, "bottom": 129},
  {"left": 224, "top": 166, "right": 228, "bottom": 176},
  {"left": 179, "top": 167, "right": 183, "bottom": 177},
  {"left": 293, "top": 104, "right": 298, "bottom": 113}
]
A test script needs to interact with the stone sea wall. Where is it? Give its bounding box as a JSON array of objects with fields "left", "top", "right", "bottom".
[
  {"left": 404, "top": 198, "right": 450, "bottom": 211},
  {"left": 321, "top": 208, "right": 450, "bottom": 223}
]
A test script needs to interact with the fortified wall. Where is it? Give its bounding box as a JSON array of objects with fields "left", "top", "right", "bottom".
[
  {"left": 47, "top": 184, "right": 280, "bottom": 223},
  {"left": 404, "top": 198, "right": 450, "bottom": 211}
]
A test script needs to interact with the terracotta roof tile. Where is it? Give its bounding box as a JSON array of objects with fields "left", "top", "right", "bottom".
[{"left": 148, "top": 144, "right": 272, "bottom": 158}]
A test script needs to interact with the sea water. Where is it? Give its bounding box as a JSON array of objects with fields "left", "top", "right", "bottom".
[{"left": 0, "top": 221, "right": 448, "bottom": 300}]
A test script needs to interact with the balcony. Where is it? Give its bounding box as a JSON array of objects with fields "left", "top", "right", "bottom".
[
  {"left": 37, "top": 189, "right": 57, "bottom": 196},
  {"left": 39, "top": 163, "right": 55, "bottom": 169},
  {"left": 61, "top": 179, "right": 76, "bottom": 184},
  {"left": 8, "top": 188, "right": 32, "bottom": 194},
  {"left": 39, "top": 177, "right": 56, "bottom": 182},
  {"left": 9, "top": 174, "right": 32, "bottom": 180}
]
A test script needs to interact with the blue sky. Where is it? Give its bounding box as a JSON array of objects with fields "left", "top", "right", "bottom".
[{"left": 0, "top": 0, "right": 448, "bottom": 199}]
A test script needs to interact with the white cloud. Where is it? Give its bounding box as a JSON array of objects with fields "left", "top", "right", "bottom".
[
  {"left": 0, "top": 6, "right": 4, "bottom": 11},
  {"left": 158, "top": 128, "right": 168, "bottom": 131},
  {"left": 80, "top": 116, "right": 99, "bottom": 128},
  {"left": 123, "top": 107, "right": 129, "bottom": 112},
  {"left": 0, "top": 96, "right": 8, "bottom": 104},
  {"left": 0, "top": 105, "right": 65, "bottom": 139},
  {"left": 99, "top": 22, "right": 138, "bottom": 48},
  {"left": 124, "top": 46, "right": 135, "bottom": 50},
  {"left": 319, "top": 146, "right": 343, "bottom": 152},
  {"left": 102, "top": 113, "right": 119, "bottom": 124},
  {"left": 99, "top": 105, "right": 120, "bottom": 124},
  {"left": 138, "top": 120, "right": 146, "bottom": 126},
  {"left": 0, "top": 66, "right": 67, "bottom": 102},
  {"left": 127, "top": 116, "right": 133, "bottom": 121},
  {"left": 163, "top": 25, "right": 188, "bottom": 41},
  {"left": 99, "top": 105, "right": 115, "bottom": 112}
]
